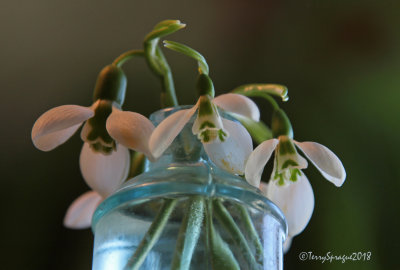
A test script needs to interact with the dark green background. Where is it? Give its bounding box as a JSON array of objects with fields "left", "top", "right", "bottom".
[{"left": 1, "top": 0, "right": 399, "bottom": 269}]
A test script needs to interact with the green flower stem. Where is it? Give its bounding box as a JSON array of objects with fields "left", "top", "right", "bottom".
[
  {"left": 155, "top": 46, "right": 178, "bottom": 107},
  {"left": 213, "top": 199, "right": 259, "bottom": 270},
  {"left": 112, "top": 50, "right": 145, "bottom": 68},
  {"left": 163, "top": 40, "right": 209, "bottom": 75},
  {"left": 205, "top": 200, "right": 240, "bottom": 270},
  {"left": 171, "top": 196, "right": 205, "bottom": 270},
  {"left": 124, "top": 199, "right": 177, "bottom": 270},
  {"left": 260, "top": 93, "right": 280, "bottom": 110},
  {"left": 227, "top": 112, "right": 272, "bottom": 144},
  {"left": 144, "top": 39, "right": 178, "bottom": 108},
  {"left": 235, "top": 204, "right": 264, "bottom": 264}
]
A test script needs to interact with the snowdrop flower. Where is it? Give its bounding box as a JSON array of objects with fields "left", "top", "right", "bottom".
[
  {"left": 148, "top": 74, "right": 256, "bottom": 175},
  {"left": 32, "top": 65, "right": 153, "bottom": 198},
  {"left": 245, "top": 109, "right": 346, "bottom": 238}
]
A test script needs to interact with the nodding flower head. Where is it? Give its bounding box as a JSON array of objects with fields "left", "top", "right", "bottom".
[{"left": 148, "top": 92, "right": 260, "bottom": 175}]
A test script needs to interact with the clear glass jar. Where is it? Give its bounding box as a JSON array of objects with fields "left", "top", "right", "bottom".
[{"left": 92, "top": 106, "right": 287, "bottom": 270}]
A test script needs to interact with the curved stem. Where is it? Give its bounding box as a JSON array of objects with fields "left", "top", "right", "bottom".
[
  {"left": 235, "top": 204, "right": 264, "bottom": 264},
  {"left": 213, "top": 199, "right": 259, "bottom": 270},
  {"left": 144, "top": 40, "right": 178, "bottom": 108},
  {"left": 112, "top": 50, "right": 145, "bottom": 67},
  {"left": 124, "top": 199, "right": 177, "bottom": 270},
  {"left": 163, "top": 40, "right": 209, "bottom": 75},
  {"left": 260, "top": 93, "right": 280, "bottom": 110}
]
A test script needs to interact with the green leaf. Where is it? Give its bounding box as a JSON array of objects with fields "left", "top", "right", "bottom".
[
  {"left": 213, "top": 200, "right": 259, "bottom": 270},
  {"left": 164, "top": 40, "right": 209, "bottom": 75},
  {"left": 209, "top": 227, "right": 240, "bottom": 270},
  {"left": 171, "top": 197, "right": 205, "bottom": 270},
  {"left": 205, "top": 201, "right": 240, "bottom": 270},
  {"left": 232, "top": 84, "right": 289, "bottom": 102},
  {"left": 227, "top": 112, "right": 272, "bottom": 144}
]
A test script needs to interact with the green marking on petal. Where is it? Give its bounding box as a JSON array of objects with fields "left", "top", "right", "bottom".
[
  {"left": 277, "top": 176, "right": 285, "bottom": 186},
  {"left": 85, "top": 100, "right": 116, "bottom": 154},
  {"left": 199, "top": 121, "right": 216, "bottom": 129},
  {"left": 198, "top": 129, "right": 228, "bottom": 144},
  {"left": 281, "top": 159, "right": 299, "bottom": 169},
  {"left": 200, "top": 130, "right": 211, "bottom": 143},
  {"left": 90, "top": 142, "right": 115, "bottom": 154},
  {"left": 290, "top": 169, "right": 302, "bottom": 182},
  {"left": 198, "top": 97, "right": 214, "bottom": 116},
  {"left": 218, "top": 129, "right": 227, "bottom": 142},
  {"left": 278, "top": 137, "right": 296, "bottom": 155},
  {"left": 193, "top": 95, "right": 229, "bottom": 144}
]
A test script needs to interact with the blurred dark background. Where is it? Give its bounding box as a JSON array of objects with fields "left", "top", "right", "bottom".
[{"left": 1, "top": 0, "right": 399, "bottom": 269}]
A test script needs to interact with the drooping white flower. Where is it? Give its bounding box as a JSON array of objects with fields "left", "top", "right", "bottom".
[
  {"left": 148, "top": 93, "right": 257, "bottom": 174},
  {"left": 246, "top": 135, "right": 346, "bottom": 238},
  {"left": 32, "top": 100, "right": 126, "bottom": 192}
]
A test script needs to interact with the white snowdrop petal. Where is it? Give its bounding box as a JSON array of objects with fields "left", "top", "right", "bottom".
[
  {"left": 106, "top": 110, "right": 155, "bottom": 159},
  {"left": 33, "top": 123, "right": 82, "bottom": 151},
  {"left": 80, "top": 143, "right": 130, "bottom": 197},
  {"left": 213, "top": 93, "right": 260, "bottom": 122},
  {"left": 267, "top": 174, "right": 314, "bottom": 237},
  {"left": 32, "top": 105, "right": 94, "bottom": 151},
  {"left": 295, "top": 141, "right": 346, "bottom": 187},
  {"left": 149, "top": 106, "right": 197, "bottom": 159},
  {"left": 204, "top": 119, "right": 253, "bottom": 175},
  {"left": 63, "top": 190, "right": 103, "bottom": 229},
  {"left": 244, "top": 139, "right": 279, "bottom": 187}
]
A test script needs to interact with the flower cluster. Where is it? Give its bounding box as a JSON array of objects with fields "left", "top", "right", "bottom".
[{"left": 31, "top": 22, "right": 346, "bottom": 253}]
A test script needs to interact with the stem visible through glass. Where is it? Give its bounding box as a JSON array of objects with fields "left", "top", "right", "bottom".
[
  {"left": 213, "top": 199, "right": 260, "bottom": 270},
  {"left": 170, "top": 196, "right": 205, "bottom": 270},
  {"left": 124, "top": 199, "right": 177, "bottom": 270}
]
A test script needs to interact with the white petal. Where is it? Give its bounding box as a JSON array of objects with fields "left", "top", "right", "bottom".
[
  {"left": 204, "top": 119, "right": 253, "bottom": 175},
  {"left": 295, "top": 141, "right": 346, "bottom": 187},
  {"left": 63, "top": 190, "right": 103, "bottom": 229},
  {"left": 106, "top": 109, "right": 155, "bottom": 159},
  {"left": 266, "top": 174, "right": 314, "bottom": 237},
  {"left": 149, "top": 105, "right": 197, "bottom": 159},
  {"left": 80, "top": 143, "right": 130, "bottom": 197},
  {"left": 213, "top": 93, "right": 260, "bottom": 122},
  {"left": 32, "top": 105, "right": 94, "bottom": 151},
  {"left": 244, "top": 139, "right": 279, "bottom": 187}
]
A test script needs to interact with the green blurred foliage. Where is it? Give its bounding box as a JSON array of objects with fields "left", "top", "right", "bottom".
[{"left": 1, "top": 0, "right": 399, "bottom": 269}]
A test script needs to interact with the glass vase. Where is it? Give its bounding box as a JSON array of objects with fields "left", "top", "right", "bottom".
[{"left": 91, "top": 106, "right": 287, "bottom": 270}]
